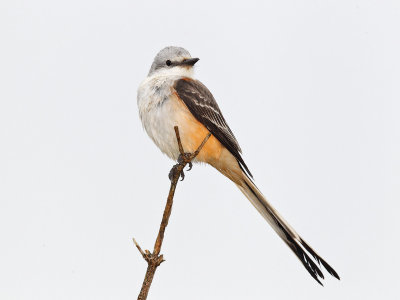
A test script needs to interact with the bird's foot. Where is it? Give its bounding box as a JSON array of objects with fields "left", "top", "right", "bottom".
[
  {"left": 168, "top": 152, "right": 193, "bottom": 182},
  {"left": 168, "top": 163, "right": 183, "bottom": 181},
  {"left": 178, "top": 152, "right": 193, "bottom": 171}
]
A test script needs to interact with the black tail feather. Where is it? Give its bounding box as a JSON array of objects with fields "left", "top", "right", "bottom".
[
  {"left": 300, "top": 239, "right": 341, "bottom": 280},
  {"left": 275, "top": 217, "right": 326, "bottom": 285},
  {"left": 242, "top": 180, "right": 340, "bottom": 285}
]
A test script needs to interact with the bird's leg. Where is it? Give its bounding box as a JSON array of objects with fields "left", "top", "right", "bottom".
[
  {"left": 178, "top": 152, "right": 193, "bottom": 171},
  {"left": 168, "top": 152, "right": 193, "bottom": 182},
  {"left": 168, "top": 163, "right": 184, "bottom": 181},
  {"left": 169, "top": 126, "right": 210, "bottom": 182}
]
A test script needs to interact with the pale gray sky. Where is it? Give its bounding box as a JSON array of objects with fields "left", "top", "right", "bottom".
[{"left": 1, "top": 1, "right": 399, "bottom": 299}]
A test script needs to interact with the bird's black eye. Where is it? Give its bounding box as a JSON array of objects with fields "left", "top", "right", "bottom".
[{"left": 166, "top": 60, "right": 172, "bottom": 66}]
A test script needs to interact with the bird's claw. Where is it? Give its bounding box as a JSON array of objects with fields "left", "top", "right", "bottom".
[
  {"left": 168, "top": 153, "right": 193, "bottom": 182},
  {"left": 178, "top": 152, "right": 192, "bottom": 165},
  {"left": 168, "top": 164, "right": 184, "bottom": 181},
  {"left": 178, "top": 152, "right": 193, "bottom": 173},
  {"left": 178, "top": 153, "right": 193, "bottom": 172}
]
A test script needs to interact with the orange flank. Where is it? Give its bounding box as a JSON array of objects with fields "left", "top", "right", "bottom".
[{"left": 171, "top": 91, "right": 243, "bottom": 182}]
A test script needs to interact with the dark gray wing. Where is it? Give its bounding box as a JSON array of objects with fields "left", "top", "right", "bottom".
[{"left": 174, "top": 78, "right": 253, "bottom": 178}]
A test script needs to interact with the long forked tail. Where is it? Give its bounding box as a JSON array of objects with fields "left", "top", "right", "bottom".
[{"left": 236, "top": 175, "right": 340, "bottom": 285}]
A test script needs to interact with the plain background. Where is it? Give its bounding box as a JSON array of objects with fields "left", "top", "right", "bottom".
[{"left": 1, "top": 0, "right": 399, "bottom": 299}]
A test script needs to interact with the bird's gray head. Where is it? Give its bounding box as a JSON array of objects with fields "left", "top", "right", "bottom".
[{"left": 148, "top": 46, "right": 199, "bottom": 76}]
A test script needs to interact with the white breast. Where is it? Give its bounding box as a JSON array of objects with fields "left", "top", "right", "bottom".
[{"left": 137, "top": 74, "right": 184, "bottom": 161}]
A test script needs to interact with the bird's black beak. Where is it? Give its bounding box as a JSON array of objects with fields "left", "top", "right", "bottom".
[{"left": 180, "top": 58, "right": 200, "bottom": 66}]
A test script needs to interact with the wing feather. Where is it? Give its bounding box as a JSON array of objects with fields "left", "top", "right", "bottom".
[{"left": 174, "top": 78, "right": 253, "bottom": 178}]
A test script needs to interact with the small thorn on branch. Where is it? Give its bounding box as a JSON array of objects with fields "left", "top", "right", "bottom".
[{"left": 133, "top": 238, "right": 146, "bottom": 259}]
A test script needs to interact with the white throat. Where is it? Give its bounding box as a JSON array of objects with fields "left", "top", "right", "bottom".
[{"left": 148, "top": 66, "right": 194, "bottom": 79}]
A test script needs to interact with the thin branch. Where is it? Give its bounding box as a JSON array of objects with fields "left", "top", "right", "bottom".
[
  {"left": 174, "top": 126, "right": 185, "bottom": 155},
  {"left": 190, "top": 133, "right": 211, "bottom": 159},
  {"left": 134, "top": 126, "right": 210, "bottom": 300},
  {"left": 132, "top": 238, "right": 146, "bottom": 260}
]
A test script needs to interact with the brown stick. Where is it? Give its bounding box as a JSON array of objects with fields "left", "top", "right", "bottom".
[{"left": 134, "top": 126, "right": 211, "bottom": 300}]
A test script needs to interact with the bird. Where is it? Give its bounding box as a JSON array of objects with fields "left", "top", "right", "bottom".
[{"left": 137, "top": 46, "right": 340, "bottom": 285}]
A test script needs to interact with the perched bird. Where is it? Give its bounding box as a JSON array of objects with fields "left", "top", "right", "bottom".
[{"left": 137, "top": 46, "right": 339, "bottom": 285}]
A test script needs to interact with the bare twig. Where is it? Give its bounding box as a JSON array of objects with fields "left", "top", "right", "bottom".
[
  {"left": 132, "top": 238, "right": 146, "bottom": 260},
  {"left": 134, "top": 126, "right": 211, "bottom": 300},
  {"left": 191, "top": 134, "right": 211, "bottom": 158},
  {"left": 174, "top": 126, "right": 185, "bottom": 155}
]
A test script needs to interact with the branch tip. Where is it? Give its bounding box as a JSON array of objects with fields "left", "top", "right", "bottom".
[
  {"left": 132, "top": 237, "right": 146, "bottom": 258},
  {"left": 174, "top": 126, "right": 185, "bottom": 155}
]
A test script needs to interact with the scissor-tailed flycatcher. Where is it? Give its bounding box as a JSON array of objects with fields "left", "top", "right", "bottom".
[{"left": 137, "top": 46, "right": 339, "bottom": 285}]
